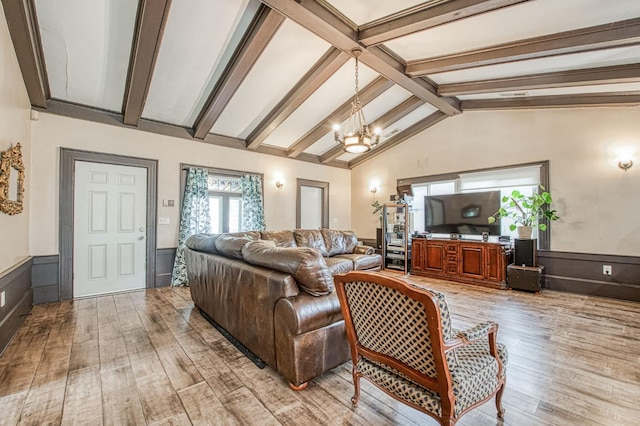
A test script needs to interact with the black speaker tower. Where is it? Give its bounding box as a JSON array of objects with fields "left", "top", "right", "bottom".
[{"left": 514, "top": 238, "right": 537, "bottom": 267}]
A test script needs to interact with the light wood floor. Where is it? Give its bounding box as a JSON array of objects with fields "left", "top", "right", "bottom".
[{"left": 1, "top": 273, "right": 639, "bottom": 425}]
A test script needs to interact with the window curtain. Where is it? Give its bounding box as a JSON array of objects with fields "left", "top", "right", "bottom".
[
  {"left": 171, "top": 168, "right": 211, "bottom": 286},
  {"left": 241, "top": 174, "right": 266, "bottom": 231}
]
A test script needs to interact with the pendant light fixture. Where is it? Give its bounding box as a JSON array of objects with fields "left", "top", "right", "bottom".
[{"left": 334, "top": 48, "right": 380, "bottom": 154}]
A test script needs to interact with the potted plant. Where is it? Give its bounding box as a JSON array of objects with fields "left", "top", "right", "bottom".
[
  {"left": 372, "top": 200, "right": 383, "bottom": 249},
  {"left": 488, "top": 185, "right": 559, "bottom": 239}
]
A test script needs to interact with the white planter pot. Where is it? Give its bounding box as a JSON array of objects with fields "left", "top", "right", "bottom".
[{"left": 517, "top": 226, "right": 533, "bottom": 239}]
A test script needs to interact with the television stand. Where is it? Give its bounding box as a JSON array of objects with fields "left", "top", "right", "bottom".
[{"left": 411, "top": 239, "right": 511, "bottom": 289}]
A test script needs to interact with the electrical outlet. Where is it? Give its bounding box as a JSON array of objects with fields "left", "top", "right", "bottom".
[
  {"left": 603, "top": 265, "right": 612, "bottom": 276},
  {"left": 1, "top": 291, "right": 5, "bottom": 308}
]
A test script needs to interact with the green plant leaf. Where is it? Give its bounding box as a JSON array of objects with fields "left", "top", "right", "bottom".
[{"left": 509, "top": 224, "right": 516, "bottom": 231}]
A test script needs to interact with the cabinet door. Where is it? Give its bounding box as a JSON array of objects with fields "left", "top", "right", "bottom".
[
  {"left": 485, "top": 245, "right": 504, "bottom": 282},
  {"left": 424, "top": 242, "right": 445, "bottom": 272},
  {"left": 411, "top": 240, "right": 425, "bottom": 271},
  {"left": 459, "top": 244, "right": 484, "bottom": 279}
]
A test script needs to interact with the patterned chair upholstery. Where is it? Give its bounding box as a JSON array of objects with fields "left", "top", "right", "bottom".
[{"left": 334, "top": 271, "right": 507, "bottom": 426}]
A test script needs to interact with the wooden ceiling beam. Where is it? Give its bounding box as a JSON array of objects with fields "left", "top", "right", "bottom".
[
  {"left": 287, "top": 77, "right": 394, "bottom": 158},
  {"left": 348, "top": 111, "right": 448, "bottom": 168},
  {"left": 246, "top": 47, "right": 350, "bottom": 150},
  {"left": 359, "top": 0, "right": 529, "bottom": 46},
  {"left": 319, "top": 96, "right": 424, "bottom": 163},
  {"left": 123, "top": 0, "right": 172, "bottom": 126},
  {"left": 193, "top": 5, "right": 285, "bottom": 139},
  {"left": 461, "top": 92, "right": 640, "bottom": 110},
  {"left": 260, "top": 0, "right": 461, "bottom": 115},
  {"left": 1, "top": 0, "right": 49, "bottom": 107},
  {"left": 439, "top": 64, "right": 640, "bottom": 96},
  {"left": 406, "top": 17, "right": 640, "bottom": 77}
]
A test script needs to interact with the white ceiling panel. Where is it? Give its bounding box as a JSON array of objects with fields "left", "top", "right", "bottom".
[
  {"left": 36, "top": 0, "right": 137, "bottom": 112},
  {"left": 459, "top": 82, "right": 640, "bottom": 100},
  {"left": 304, "top": 84, "right": 412, "bottom": 155},
  {"left": 261, "top": 60, "right": 378, "bottom": 149},
  {"left": 386, "top": 0, "right": 640, "bottom": 61},
  {"left": 336, "top": 105, "right": 437, "bottom": 162},
  {"left": 325, "top": 0, "right": 425, "bottom": 26},
  {"left": 211, "top": 19, "right": 330, "bottom": 138},
  {"left": 431, "top": 46, "right": 640, "bottom": 85},
  {"left": 142, "top": 0, "right": 257, "bottom": 126}
]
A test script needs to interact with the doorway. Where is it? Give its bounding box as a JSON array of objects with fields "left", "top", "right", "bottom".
[
  {"left": 296, "top": 179, "right": 329, "bottom": 229},
  {"left": 59, "top": 149, "right": 158, "bottom": 300}
]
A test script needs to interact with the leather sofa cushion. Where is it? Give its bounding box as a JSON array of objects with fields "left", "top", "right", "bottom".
[
  {"left": 324, "top": 257, "right": 353, "bottom": 275},
  {"left": 215, "top": 235, "right": 254, "bottom": 260},
  {"left": 186, "top": 232, "right": 261, "bottom": 255},
  {"left": 260, "top": 230, "right": 297, "bottom": 248},
  {"left": 294, "top": 229, "right": 329, "bottom": 257},
  {"left": 335, "top": 253, "right": 383, "bottom": 270},
  {"left": 186, "top": 233, "right": 220, "bottom": 254},
  {"left": 242, "top": 240, "right": 334, "bottom": 296},
  {"left": 322, "top": 229, "right": 358, "bottom": 256}
]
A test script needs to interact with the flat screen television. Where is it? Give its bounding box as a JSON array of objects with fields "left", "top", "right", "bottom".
[{"left": 424, "top": 190, "right": 501, "bottom": 236}]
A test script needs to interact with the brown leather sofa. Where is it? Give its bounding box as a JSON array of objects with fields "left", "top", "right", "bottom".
[{"left": 185, "top": 229, "right": 381, "bottom": 390}]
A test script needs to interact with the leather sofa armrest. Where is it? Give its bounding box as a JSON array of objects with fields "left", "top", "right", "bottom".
[
  {"left": 353, "top": 245, "right": 374, "bottom": 255},
  {"left": 274, "top": 292, "right": 343, "bottom": 336}
]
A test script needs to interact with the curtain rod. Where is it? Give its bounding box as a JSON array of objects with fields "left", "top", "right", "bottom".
[{"left": 180, "top": 163, "right": 263, "bottom": 178}]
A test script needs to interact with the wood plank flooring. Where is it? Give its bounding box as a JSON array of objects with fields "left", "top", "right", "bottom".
[{"left": 1, "top": 272, "right": 639, "bottom": 425}]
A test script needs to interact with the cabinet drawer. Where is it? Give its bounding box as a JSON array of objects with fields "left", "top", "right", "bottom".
[
  {"left": 446, "top": 254, "right": 457, "bottom": 263},
  {"left": 446, "top": 263, "right": 458, "bottom": 274},
  {"left": 447, "top": 245, "right": 457, "bottom": 252}
]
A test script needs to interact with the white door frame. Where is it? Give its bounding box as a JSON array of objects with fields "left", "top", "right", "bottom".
[{"left": 60, "top": 148, "right": 158, "bottom": 300}]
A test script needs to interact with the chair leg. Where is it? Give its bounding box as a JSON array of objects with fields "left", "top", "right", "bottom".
[
  {"left": 495, "top": 381, "right": 506, "bottom": 419},
  {"left": 351, "top": 375, "right": 361, "bottom": 408}
]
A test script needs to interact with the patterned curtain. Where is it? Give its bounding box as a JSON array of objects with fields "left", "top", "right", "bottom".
[
  {"left": 171, "top": 168, "right": 211, "bottom": 286},
  {"left": 241, "top": 174, "right": 266, "bottom": 231}
]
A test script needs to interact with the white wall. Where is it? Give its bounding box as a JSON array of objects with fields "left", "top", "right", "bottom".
[
  {"left": 29, "top": 113, "right": 351, "bottom": 254},
  {"left": 352, "top": 108, "right": 640, "bottom": 257},
  {"left": 0, "top": 5, "right": 31, "bottom": 272}
]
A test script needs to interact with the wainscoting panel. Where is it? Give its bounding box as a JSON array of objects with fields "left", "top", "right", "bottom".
[
  {"left": 538, "top": 250, "right": 640, "bottom": 301},
  {"left": 0, "top": 258, "right": 33, "bottom": 355},
  {"left": 156, "top": 248, "right": 176, "bottom": 287},
  {"left": 32, "top": 255, "right": 60, "bottom": 304}
]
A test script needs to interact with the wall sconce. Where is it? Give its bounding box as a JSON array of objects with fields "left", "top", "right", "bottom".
[
  {"left": 370, "top": 186, "right": 377, "bottom": 195},
  {"left": 618, "top": 159, "right": 633, "bottom": 172},
  {"left": 275, "top": 180, "right": 284, "bottom": 189}
]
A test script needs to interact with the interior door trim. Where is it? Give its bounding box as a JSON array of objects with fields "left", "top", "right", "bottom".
[
  {"left": 59, "top": 148, "right": 158, "bottom": 300},
  {"left": 296, "top": 178, "right": 329, "bottom": 229}
]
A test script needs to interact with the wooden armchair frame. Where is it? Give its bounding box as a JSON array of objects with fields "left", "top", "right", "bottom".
[{"left": 334, "top": 271, "right": 506, "bottom": 426}]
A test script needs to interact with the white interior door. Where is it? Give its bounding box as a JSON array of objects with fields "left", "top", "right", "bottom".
[
  {"left": 73, "top": 161, "right": 147, "bottom": 297},
  {"left": 300, "top": 186, "right": 323, "bottom": 229}
]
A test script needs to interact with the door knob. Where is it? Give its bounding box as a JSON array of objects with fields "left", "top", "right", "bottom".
[
  {"left": 139, "top": 227, "right": 145, "bottom": 232},
  {"left": 138, "top": 236, "right": 145, "bottom": 241}
]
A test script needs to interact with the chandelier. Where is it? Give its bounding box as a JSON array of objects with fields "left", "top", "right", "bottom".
[{"left": 334, "top": 48, "right": 380, "bottom": 154}]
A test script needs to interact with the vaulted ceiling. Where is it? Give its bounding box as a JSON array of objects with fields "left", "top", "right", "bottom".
[{"left": 4, "top": 0, "right": 640, "bottom": 169}]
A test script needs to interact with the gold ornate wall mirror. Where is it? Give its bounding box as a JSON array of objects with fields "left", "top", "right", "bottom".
[{"left": 0, "top": 143, "right": 25, "bottom": 215}]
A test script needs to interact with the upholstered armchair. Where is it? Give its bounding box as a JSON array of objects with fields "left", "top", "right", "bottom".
[{"left": 334, "top": 271, "right": 507, "bottom": 426}]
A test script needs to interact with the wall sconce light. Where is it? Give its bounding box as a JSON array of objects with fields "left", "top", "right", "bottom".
[
  {"left": 370, "top": 186, "right": 377, "bottom": 195},
  {"left": 275, "top": 180, "right": 284, "bottom": 189},
  {"left": 618, "top": 159, "right": 633, "bottom": 172}
]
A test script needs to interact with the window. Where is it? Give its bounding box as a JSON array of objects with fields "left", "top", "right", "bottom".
[
  {"left": 405, "top": 163, "right": 548, "bottom": 246},
  {"left": 208, "top": 175, "right": 242, "bottom": 233}
]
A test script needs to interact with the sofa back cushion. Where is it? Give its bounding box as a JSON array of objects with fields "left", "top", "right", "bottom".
[
  {"left": 186, "top": 232, "right": 260, "bottom": 255},
  {"left": 242, "top": 240, "right": 334, "bottom": 296},
  {"left": 322, "top": 229, "right": 358, "bottom": 256},
  {"left": 260, "top": 230, "right": 297, "bottom": 248},
  {"left": 293, "top": 229, "right": 329, "bottom": 257},
  {"left": 215, "top": 235, "right": 255, "bottom": 260}
]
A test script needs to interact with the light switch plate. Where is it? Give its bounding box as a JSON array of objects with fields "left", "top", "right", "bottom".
[{"left": 158, "top": 217, "right": 170, "bottom": 225}]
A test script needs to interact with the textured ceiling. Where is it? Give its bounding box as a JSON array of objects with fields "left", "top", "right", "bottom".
[{"left": 5, "top": 0, "right": 640, "bottom": 169}]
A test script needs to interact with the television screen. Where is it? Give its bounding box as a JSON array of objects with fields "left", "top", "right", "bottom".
[{"left": 424, "top": 191, "right": 501, "bottom": 236}]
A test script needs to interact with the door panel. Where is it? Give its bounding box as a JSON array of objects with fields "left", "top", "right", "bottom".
[{"left": 74, "top": 162, "right": 147, "bottom": 297}]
